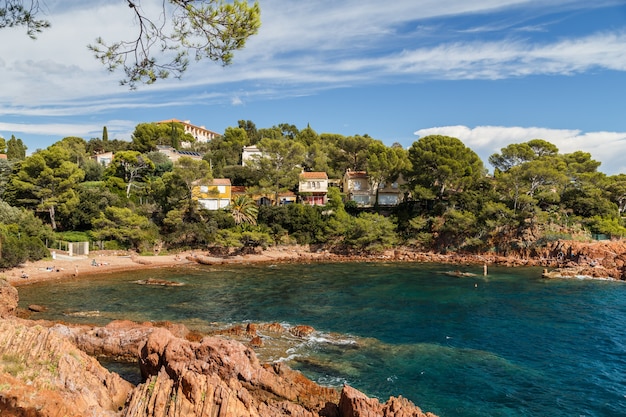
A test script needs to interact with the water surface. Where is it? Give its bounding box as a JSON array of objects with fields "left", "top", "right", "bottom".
[{"left": 17, "top": 262, "right": 626, "bottom": 417}]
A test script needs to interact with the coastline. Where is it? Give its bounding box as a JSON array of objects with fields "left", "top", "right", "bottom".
[
  {"left": 3, "top": 239, "right": 626, "bottom": 286},
  {"left": 2, "top": 246, "right": 356, "bottom": 286}
]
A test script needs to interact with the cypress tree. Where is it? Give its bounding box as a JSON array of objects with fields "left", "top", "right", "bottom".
[{"left": 102, "top": 126, "right": 109, "bottom": 142}]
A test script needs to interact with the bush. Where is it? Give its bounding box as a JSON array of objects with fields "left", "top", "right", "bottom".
[{"left": 56, "top": 231, "right": 92, "bottom": 242}]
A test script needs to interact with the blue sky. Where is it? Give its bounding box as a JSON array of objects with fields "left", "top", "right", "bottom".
[{"left": 1, "top": 0, "right": 626, "bottom": 174}]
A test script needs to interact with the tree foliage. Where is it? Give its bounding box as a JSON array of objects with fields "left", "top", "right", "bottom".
[
  {"left": 407, "top": 135, "right": 485, "bottom": 200},
  {"left": 229, "top": 195, "right": 258, "bottom": 225},
  {"left": 0, "top": 0, "right": 49, "bottom": 38},
  {"left": 5, "top": 145, "right": 84, "bottom": 230},
  {"left": 3, "top": 1, "right": 260, "bottom": 88},
  {"left": 91, "top": 207, "right": 159, "bottom": 251},
  {"left": 1, "top": 121, "right": 624, "bottom": 256}
]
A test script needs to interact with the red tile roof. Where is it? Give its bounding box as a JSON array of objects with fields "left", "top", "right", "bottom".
[
  {"left": 300, "top": 171, "right": 328, "bottom": 179},
  {"left": 346, "top": 171, "right": 368, "bottom": 178}
]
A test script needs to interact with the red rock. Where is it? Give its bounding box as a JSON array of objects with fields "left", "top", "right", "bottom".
[
  {"left": 0, "top": 279, "right": 18, "bottom": 318},
  {"left": 339, "top": 384, "right": 436, "bottom": 417},
  {"left": 246, "top": 322, "right": 258, "bottom": 336},
  {"left": 249, "top": 335, "right": 264, "bottom": 347},
  {"left": 290, "top": 325, "right": 315, "bottom": 338},
  {"left": 260, "top": 322, "right": 286, "bottom": 333},
  {"left": 0, "top": 319, "right": 132, "bottom": 416}
]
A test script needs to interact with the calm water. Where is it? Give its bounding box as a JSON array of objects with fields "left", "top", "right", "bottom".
[{"left": 16, "top": 262, "right": 626, "bottom": 417}]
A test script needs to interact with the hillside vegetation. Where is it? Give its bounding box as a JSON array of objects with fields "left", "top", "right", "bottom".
[{"left": 1, "top": 121, "right": 625, "bottom": 270}]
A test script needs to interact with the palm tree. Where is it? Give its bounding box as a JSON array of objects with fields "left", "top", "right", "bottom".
[{"left": 229, "top": 195, "right": 258, "bottom": 225}]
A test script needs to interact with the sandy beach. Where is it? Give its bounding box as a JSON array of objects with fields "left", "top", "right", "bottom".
[{"left": 0, "top": 246, "right": 338, "bottom": 286}]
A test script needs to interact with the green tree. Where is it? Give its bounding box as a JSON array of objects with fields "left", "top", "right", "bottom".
[
  {"left": 6, "top": 135, "right": 27, "bottom": 161},
  {"left": 526, "top": 139, "right": 559, "bottom": 157},
  {"left": 6, "top": 145, "right": 84, "bottom": 230},
  {"left": 257, "top": 204, "right": 326, "bottom": 244},
  {"left": 489, "top": 142, "right": 535, "bottom": 172},
  {"left": 207, "top": 126, "right": 249, "bottom": 175},
  {"left": 0, "top": 158, "right": 12, "bottom": 196},
  {"left": 0, "top": 136, "right": 6, "bottom": 153},
  {"left": 102, "top": 126, "right": 109, "bottom": 142},
  {"left": 131, "top": 122, "right": 193, "bottom": 153},
  {"left": 229, "top": 195, "right": 258, "bottom": 225},
  {"left": 105, "top": 151, "right": 155, "bottom": 198},
  {"left": 86, "top": 137, "right": 131, "bottom": 155},
  {"left": 4, "top": 1, "right": 261, "bottom": 88},
  {"left": 334, "top": 135, "right": 374, "bottom": 172},
  {"left": 250, "top": 138, "right": 306, "bottom": 204},
  {"left": 65, "top": 183, "right": 122, "bottom": 231},
  {"left": 366, "top": 141, "right": 410, "bottom": 206},
  {"left": 606, "top": 174, "right": 626, "bottom": 215},
  {"left": 345, "top": 212, "right": 398, "bottom": 253},
  {"left": 91, "top": 207, "right": 159, "bottom": 251},
  {"left": 58, "top": 136, "right": 88, "bottom": 166},
  {"left": 304, "top": 141, "right": 343, "bottom": 178},
  {"left": 80, "top": 159, "right": 105, "bottom": 182},
  {"left": 169, "top": 157, "right": 212, "bottom": 207},
  {"left": 238, "top": 120, "right": 260, "bottom": 143},
  {"left": 296, "top": 124, "right": 317, "bottom": 146},
  {"left": 407, "top": 135, "right": 485, "bottom": 200}
]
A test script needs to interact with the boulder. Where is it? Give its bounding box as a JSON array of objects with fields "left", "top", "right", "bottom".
[
  {"left": 290, "top": 325, "right": 315, "bottom": 338},
  {"left": 28, "top": 304, "right": 47, "bottom": 312},
  {"left": 249, "top": 335, "right": 264, "bottom": 347}
]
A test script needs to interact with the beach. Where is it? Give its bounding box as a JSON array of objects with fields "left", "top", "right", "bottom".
[
  {"left": 4, "top": 238, "right": 626, "bottom": 286},
  {"left": 1, "top": 246, "right": 339, "bottom": 286}
]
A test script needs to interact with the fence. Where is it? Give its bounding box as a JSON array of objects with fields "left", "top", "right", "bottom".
[{"left": 55, "top": 241, "right": 90, "bottom": 256}]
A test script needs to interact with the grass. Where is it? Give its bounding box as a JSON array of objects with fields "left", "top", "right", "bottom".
[{"left": 1, "top": 354, "right": 26, "bottom": 377}]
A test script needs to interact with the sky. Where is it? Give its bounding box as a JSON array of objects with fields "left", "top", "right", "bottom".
[{"left": 1, "top": 0, "right": 626, "bottom": 174}]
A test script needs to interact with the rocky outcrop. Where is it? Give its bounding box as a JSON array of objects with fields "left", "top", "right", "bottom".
[
  {"left": 537, "top": 240, "right": 626, "bottom": 280},
  {"left": 126, "top": 327, "right": 340, "bottom": 417},
  {"left": 0, "top": 315, "right": 438, "bottom": 417},
  {"left": 125, "top": 328, "right": 436, "bottom": 417},
  {"left": 0, "top": 279, "right": 18, "bottom": 318},
  {"left": 0, "top": 318, "right": 132, "bottom": 417},
  {"left": 339, "top": 385, "right": 437, "bottom": 417}
]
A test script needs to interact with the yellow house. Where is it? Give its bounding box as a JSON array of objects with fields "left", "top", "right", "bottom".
[{"left": 192, "top": 178, "right": 232, "bottom": 210}]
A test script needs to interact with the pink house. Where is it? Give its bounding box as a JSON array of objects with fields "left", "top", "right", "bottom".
[{"left": 299, "top": 171, "right": 328, "bottom": 206}]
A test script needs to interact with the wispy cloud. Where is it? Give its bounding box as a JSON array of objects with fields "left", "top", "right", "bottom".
[
  {"left": 414, "top": 125, "right": 626, "bottom": 175},
  {"left": 0, "top": 0, "right": 625, "bottom": 158},
  {"left": 0, "top": 120, "right": 136, "bottom": 141},
  {"left": 1, "top": 0, "right": 624, "bottom": 110}
]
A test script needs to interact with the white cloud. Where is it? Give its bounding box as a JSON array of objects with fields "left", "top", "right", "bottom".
[
  {"left": 1, "top": 0, "right": 625, "bottom": 155},
  {"left": 1, "top": 0, "right": 624, "bottom": 110},
  {"left": 0, "top": 119, "right": 136, "bottom": 142},
  {"left": 414, "top": 125, "right": 626, "bottom": 175}
]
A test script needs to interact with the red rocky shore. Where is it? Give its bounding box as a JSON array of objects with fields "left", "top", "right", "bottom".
[
  {"left": 0, "top": 278, "right": 437, "bottom": 417},
  {"left": 198, "top": 239, "right": 626, "bottom": 281}
]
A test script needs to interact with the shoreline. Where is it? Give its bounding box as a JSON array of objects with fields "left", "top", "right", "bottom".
[{"left": 2, "top": 242, "right": 625, "bottom": 286}]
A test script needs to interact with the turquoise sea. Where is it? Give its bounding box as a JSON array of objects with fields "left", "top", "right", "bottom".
[{"left": 16, "top": 262, "right": 626, "bottom": 417}]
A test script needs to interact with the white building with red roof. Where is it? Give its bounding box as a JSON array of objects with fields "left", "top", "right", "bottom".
[{"left": 299, "top": 171, "right": 329, "bottom": 206}]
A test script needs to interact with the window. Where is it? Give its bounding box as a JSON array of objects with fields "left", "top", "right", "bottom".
[
  {"left": 200, "top": 186, "right": 209, "bottom": 193},
  {"left": 217, "top": 185, "right": 226, "bottom": 193}
]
